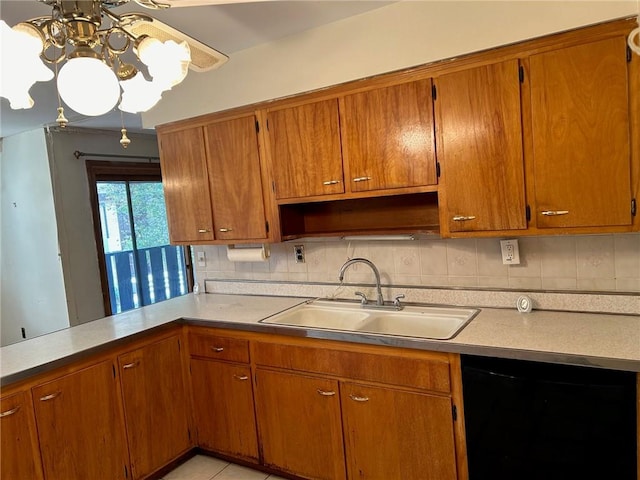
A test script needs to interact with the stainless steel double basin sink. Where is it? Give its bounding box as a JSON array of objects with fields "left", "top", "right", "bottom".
[{"left": 260, "top": 300, "right": 479, "bottom": 340}]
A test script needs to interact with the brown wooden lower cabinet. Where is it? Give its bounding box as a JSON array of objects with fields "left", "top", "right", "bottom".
[
  {"left": 254, "top": 368, "right": 347, "bottom": 480},
  {"left": 0, "top": 391, "right": 44, "bottom": 480},
  {"left": 31, "top": 361, "right": 129, "bottom": 480},
  {"left": 190, "top": 358, "right": 259, "bottom": 461},
  {"left": 119, "top": 334, "right": 192, "bottom": 480},
  {"left": 341, "top": 382, "right": 457, "bottom": 480}
]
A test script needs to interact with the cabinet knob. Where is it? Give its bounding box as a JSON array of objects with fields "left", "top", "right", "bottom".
[
  {"left": 198, "top": 229, "right": 211, "bottom": 233},
  {"left": 233, "top": 374, "right": 249, "bottom": 381},
  {"left": 316, "top": 389, "right": 336, "bottom": 396},
  {"left": 352, "top": 176, "right": 372, "bottom": 183},
  {"left": 0, "top": 405, "right": 21, "bottom": 417},
  {"left": 452, "top": 215, "right": 476, "bottom": 222},
  {"left": 39, "top": 391, "right": 61, "bottom": 402},
  {"left": 322, "top": 180, "right": 341, "bottom": 186},
  {"left": 211, "top": 347, "right": 225, "bottom": 352},
  {"left": 540, "top": 210, "right": 569, "bottom": 216},
  {"left": 349, "top": 394, "right": 370, "bottom": 402},
  {"left": 218, "top": 228, "right": 233, "bottom": 233},
  {"left": 122, "top": 360, "right": 140, "bottom": 370}
]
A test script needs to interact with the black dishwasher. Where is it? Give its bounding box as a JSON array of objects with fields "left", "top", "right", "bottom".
[{"left": 461, "top": 355, "right": 637, "bottom": 480}]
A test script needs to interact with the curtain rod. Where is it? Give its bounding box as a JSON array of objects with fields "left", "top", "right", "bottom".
[{"left": 73, "top": 150, "right": 160, "bottom": 161}]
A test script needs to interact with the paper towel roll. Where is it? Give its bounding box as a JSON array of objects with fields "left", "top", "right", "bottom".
[{"left": 226, "top": 245, "right": 269, "bottom": 262}]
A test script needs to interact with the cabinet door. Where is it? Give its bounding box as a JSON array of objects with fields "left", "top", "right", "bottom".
[
  {"left": 119, "top": 335, "right": 191, "bottom": 480},
  {"left": 32, "top": 361, "right": 128, "bottom": 480},
  {"left": 341, "top": 79, "right": 437, "bottom": 192},
  {"left": 158, "top": 127, "right": 215, "bottom": 242},
  {"left": 1, "top": 391, "right": 44, "bottom": 480},
  {"left": 254, "top": 368, "right": 346, "bottom": 480},
  {"left": 435, "top": 59, "right": 527, "bottom": 232},
  {"left": 341, "top": 382, "right": 457, "bottom": 480},
  {"left": 205, "top": 115, "right": 267, "bottom": 241},
  {"left": 268, "top": 99, "right": 344, "bottom": 199},
  {"left": 529, "top": 36, "right": 632, "bottom": 228},
  {"left": 190, "top": 359, "right": 259, "bottom": 461}
]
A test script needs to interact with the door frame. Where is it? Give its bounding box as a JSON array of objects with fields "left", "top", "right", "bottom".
[{"left": 86, "top": 161, "right": 193, "bottom": 315}]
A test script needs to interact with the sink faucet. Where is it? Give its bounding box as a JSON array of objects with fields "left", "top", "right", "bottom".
[{"left": 338, "top": 258, "right": 385, "bottom": 306}]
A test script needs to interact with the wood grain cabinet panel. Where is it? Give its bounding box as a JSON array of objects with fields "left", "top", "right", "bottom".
[
  {"left": 31, "top": 361, "right": 129, "bottom": 480},
  {"left": 435, "top": 59, "right": 527, "bottom": 233},
  {"left": 205, "top": 115, "right": 268, "bottom": 240},
  {"left": 0, "top": 391, "right": 44, "bottom": 480},
  {"left": 119, "top": 335, "right": 192, "bottom": 480},
  {"left": 529, "top": 36, "right": 632, "bottom": 228},
  {"left": 341, "top": 79, "right": 437, "bottom": 192},
  {"left": 190, "top": 359, "right": 259, "bottom": 461},
  {"left": 158, "top": 126, "right": 215, "bottom": 243},
  {"left": 341, "top": 382, "right": 458, "bottom": 480},
  {"left": 254, "top": 368, "right": 347, "bottom": 480},
  {"left": 268, "top": 99, "right": 345, "bottom": 199},
  {"left": 188, "top": 332, "right": 250, "bottom": 362}
]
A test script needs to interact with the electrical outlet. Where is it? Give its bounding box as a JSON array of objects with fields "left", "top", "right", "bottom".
[
  {"left": 196, "top": 251, "right": 206, "bottom": 267},
  {"left": 294, "top": 245, "right": 305, "bottom": 263},
  {"left": 500, "top": 239, "right": 520, "bottom": 265}
]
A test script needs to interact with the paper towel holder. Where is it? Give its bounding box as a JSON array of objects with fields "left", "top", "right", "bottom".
[{"left": 226, "top": 244, "right": 270, "bottom": 262}]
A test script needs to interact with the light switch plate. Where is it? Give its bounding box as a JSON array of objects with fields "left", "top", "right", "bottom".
[{"left": 196, "top": 251, "right": 206, "bottom": 267}]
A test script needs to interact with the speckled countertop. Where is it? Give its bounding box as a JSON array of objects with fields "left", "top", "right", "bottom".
[{"left": 2, "top": 292, "right": 639, "bottom": 386}]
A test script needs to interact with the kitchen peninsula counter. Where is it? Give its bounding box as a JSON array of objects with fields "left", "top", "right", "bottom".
[{"left": 2, "top": 292, "right": 639, "bottom": 386}]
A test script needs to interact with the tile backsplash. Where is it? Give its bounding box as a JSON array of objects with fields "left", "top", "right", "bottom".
[{"left": 193, "top": 233, "right": 640, "bottom": 293}]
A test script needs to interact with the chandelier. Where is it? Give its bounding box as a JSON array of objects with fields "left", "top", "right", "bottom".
[{"left": 0, "top": 0, "right": 227, "bottom": 146}]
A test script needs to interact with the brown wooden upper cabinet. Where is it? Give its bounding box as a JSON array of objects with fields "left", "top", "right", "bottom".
[
  {"left": 158, "top": 113, "right": 269, "bottom": 244},
  {"left": 435, "top": 59, "right": 527, "bottom": 234},
  {"left": 267, "top": 79, "right": 437, "bottom": 201},
  {"left": 159, "top": 126, "right": 215, "bottom": 243},
  {"left": 527, "top": 35, "right": 633, "bottom": 229}
]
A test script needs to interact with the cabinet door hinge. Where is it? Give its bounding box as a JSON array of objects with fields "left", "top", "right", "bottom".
[
  {"left": 177, "top": 338, "right": 181, "bottom": 352},
  {"left": 452, "top": 404, "right": 458, "bottom": 422},
  {"left": 632, "top": 198, "right": 637, "bottom": 217},
  {"left": 271, "top": 181, "right": 276, "bottom": 193},
  {"left": 431, "top": 84, "right": 437, "bottom": 101},
  {"left": 627, "top": 46, "right": 632, "bottom": 63},
  {"left": 124, "top": 464, "right": 129, "bottom": 479},
  {"left": 188, "top": 428, "right": 192, "bottom": 441},
  {"left": 255, "top": 120, "right": 260, "bottom": 133},
  {"left": 266, "top": 221, "right": 270, "bottom": 233},
  {"left": 526, "top": 205, "right": 531, "bottom": 222},
  {"left": 266, "top": 119, "right": 270, "bottom": 130},
  {"left": 436, "top": 161, "right": 441, "bottom": 178},
  {"left": 519, "top": 65, "right": 525, "bottom": 83}
]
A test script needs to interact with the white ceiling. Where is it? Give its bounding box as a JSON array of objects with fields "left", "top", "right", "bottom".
[{"left": 0, "top": 0, "right": 392, "bottom": 138}]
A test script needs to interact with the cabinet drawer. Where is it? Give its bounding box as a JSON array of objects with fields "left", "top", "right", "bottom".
[
  {"left": 188, "top": 333, "right": 250, "bottom": 363},
  {"left": 253, "top": 342, "right": 451, "bottom": 393}
]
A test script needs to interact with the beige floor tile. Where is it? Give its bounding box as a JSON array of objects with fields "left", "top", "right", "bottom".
[
  {"left": 213, "top": 463, "right": 270, "bottom": 480},
  {"left": 163, "top": 455, "right": 229, "bottom": 480}
]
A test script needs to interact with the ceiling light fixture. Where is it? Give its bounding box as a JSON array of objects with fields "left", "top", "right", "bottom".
[{"left": 0, "top": 0, "right": 228, "bottom": 146}]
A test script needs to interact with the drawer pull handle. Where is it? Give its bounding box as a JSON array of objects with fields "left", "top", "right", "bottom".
[
  {"left": 541, "top": 210, "right": 569, "bottom": 216},
  {"left": 317, "top": 389, "right": 336, "bottom": 397},
  {"left": 211, "top": 347, "right": 225, "bottom": 352},
  {"left": 219, "top": 228, "right": 233, "bottom": 233},
  {"left": 323, "top": 180, "right": 341, "bottom": 186},
  {"left": 198, "top": 229, "right": 211, "bottom": 233},
  {"left": 0, "top": 405, "right": 21, "bottom": 417},
  {"left": 452, "top": 215, "right": 476, "bottom": 222},
  {"left": 233, "top": 374, "right": 249, "bottom": 381},
  {"left": 353, "top": 176, "right": 372, "bottom": 183},
  {"left": 349, "top": 394, "right": 370, "bottom": 402},
  {"left": 122, "top": 361, "right": 140, "bottom": 370},
  {"left": 39, "top": 392, "right": 61, "bottom": 402}
]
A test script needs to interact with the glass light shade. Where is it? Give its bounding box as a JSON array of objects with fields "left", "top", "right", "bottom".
[
  {"left": 629, "top": 26, "right": 640, "bottom": 56},
  {"left": 57, "top": 57, "right": 120, "bottom": 116},
  {"left": 119, "top": 72, "right": 163, "bottom": 113},
  {"left": 137, "top": 37, "right": 191, "bottom": 91},
  {"left": 0, "top": 20, "right": 53, "bottom": 109}
]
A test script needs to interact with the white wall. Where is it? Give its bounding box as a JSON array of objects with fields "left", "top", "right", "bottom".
[
  {"left": 143, "top": 1, "right": 635, "bottom": 127},
  {"left": 0, "top": 129, "right": 70, "bottom": 346},
  {"left": 46, "top": 127, "right": 160, "bottom": 326}
]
